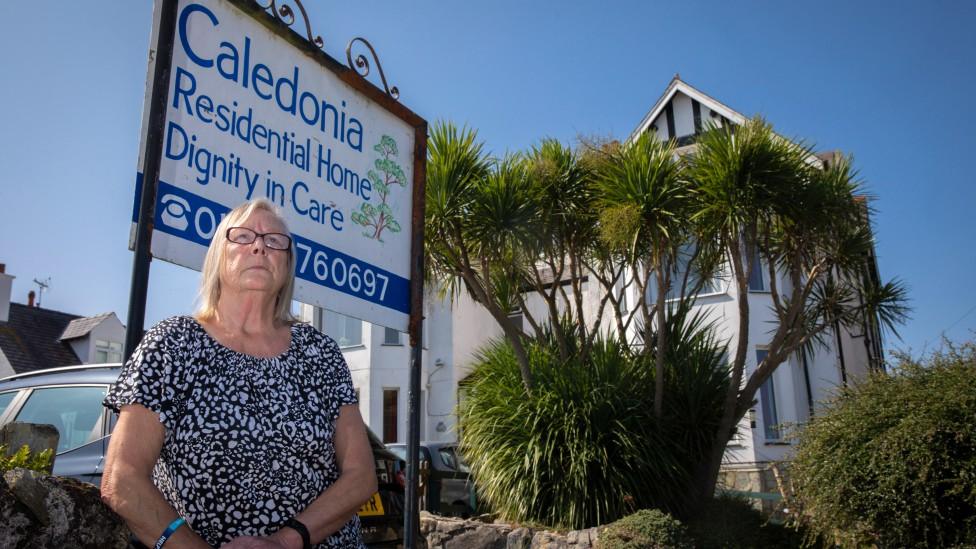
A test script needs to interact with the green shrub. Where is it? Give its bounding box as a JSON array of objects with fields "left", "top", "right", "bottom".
[
  {"left": 790, "top": 340, "right": 976, "bottom": 548},
  {"left": 0, "top": 444, "right": 54, "bottom": 474},
  {"left": 457, "top": 306, "right": 728, "bottom": 529},
  {"left": 597, "top": 508, "right": 693, "bottom": 549},
  {"left": 685, "top": 494, "right": 807, "bottom": 549}
]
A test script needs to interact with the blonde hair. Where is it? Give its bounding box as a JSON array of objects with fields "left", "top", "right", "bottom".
[{"left": 195, "top": 199, "right": 298, "bottom": 324}]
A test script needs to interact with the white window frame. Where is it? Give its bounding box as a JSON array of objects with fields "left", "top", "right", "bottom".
[
  {"left": 95, "top": 340, "right": 123, "bottom": 363},
  {"left": 321, "top": 310, "right": 363, "bottom": 348}
]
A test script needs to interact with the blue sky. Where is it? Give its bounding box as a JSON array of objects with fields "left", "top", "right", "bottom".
[{"left": 1, "top": 1, "right": 973, "bottom": 359}]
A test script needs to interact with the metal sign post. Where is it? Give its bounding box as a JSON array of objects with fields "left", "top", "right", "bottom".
[
  {"left": 123, "top": 0, "right": 179, "bottom": 362},
  {"left": 128, "top": 1, "right": 427, "bottom": 545}
]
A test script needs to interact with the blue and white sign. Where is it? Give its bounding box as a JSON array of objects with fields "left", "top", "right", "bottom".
[{"left": 134, "top": 0, "right": 419, "bottom": 331}]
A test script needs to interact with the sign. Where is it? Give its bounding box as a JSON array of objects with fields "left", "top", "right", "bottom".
[{"left": 133, "top": 0, "right": 425, "bottom": 331}]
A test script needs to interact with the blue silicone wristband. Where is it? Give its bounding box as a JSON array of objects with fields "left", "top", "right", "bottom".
[{"left": 154, "top": 517, "right": 186, "bottom": 549}]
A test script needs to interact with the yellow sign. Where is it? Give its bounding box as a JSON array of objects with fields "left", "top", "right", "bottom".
[{"left": 357, "top": 493, "right": 385, "bottom": 516}]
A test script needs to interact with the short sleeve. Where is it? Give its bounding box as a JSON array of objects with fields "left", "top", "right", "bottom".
[{"left": 103, "top": 316, "right": 188, "bottom": 431}]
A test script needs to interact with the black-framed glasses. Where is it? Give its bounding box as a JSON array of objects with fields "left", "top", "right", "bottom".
[{"left": 225, "top": 227, "right": 292, "bottom": 251}]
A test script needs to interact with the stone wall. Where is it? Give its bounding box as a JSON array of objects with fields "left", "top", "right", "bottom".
[
  {"left": 716, "top": 462, "right": 788, "bottom": 518},
  {"left": 0, "top": 468, "right": 130, "bottom": 549},
  {"left": 420, "top": 512, "right": 602, "bottom": 549},
  {"left": 0, "top": 467, "right": 607, "bottom": 549}
]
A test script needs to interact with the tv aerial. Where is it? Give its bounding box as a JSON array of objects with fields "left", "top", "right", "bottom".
[{"left": 32, "top": 277, "right": 50, "bottom": 307}]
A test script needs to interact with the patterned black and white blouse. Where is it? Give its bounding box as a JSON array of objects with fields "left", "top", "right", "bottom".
[{"left": 103, "top": 316, "right": 365, "bottom": 548}]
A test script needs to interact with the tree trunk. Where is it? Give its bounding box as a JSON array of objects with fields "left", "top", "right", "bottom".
[
  {"left": 653, "top": 262, "right": 667, "bottom": 419},
  {"left": 696, "top": 241, "right": 752, "bottom": 510},
  {"left": 457, "top": 267, "right": 535, "bottom": 394}
]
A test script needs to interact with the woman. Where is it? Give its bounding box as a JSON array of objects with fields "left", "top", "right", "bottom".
[{"left": 102, "top": 199, "right": 376, "bottom": 548}]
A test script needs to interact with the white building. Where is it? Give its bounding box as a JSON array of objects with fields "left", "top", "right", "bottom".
[{"left": 302, "top": 77, "right": 886, "bottom": 500}]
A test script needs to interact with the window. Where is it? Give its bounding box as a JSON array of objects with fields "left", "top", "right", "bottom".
[
  {"left": 384, "top": 327, "right": 401, "bottom": 345},
  {"left": 95, "top": 340, "right": 122, "bottom": 363},
  {"left": 644, "top": 244, "right": 723, "bottom": 304},
  {"left": 748, "top": 248, "right": 766, "bottom": 292},
  {"left": 383, "top": 388, "right": 398, "bottom": 443},
  {"left": 323, "top": 310, "right": 362, "bottom": 347},
  {"left": 0, "top": 391, "right": 17, "bottom": 419},
  {"left": 756, "top": 349, "right": 780, "bottom": 440},
  {"left": 507, "top": 309, "right": 524, "bottom": 332},
  {"left": 15, "top": 386, "right": 108, "bottom": 453},
  {"left": 668, "top": 245, "right": 723, "bottom": 299}
]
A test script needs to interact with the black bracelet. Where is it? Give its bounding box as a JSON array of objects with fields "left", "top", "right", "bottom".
[{"left": 283, "top": 517, "right": 311, "bottom": 549}]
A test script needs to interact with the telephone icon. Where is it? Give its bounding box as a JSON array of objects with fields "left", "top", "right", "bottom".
[{"left": 160, "top": 194, "right": 190, "bottom": 231}]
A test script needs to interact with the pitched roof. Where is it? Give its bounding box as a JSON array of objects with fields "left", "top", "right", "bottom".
[
  {"left": 59, "top": 312, "right": 115, "bottom": 341},
  {"left": 628, "top": 74, "right": 748, "bottom": 143},
  {"left": 0, "top": 303, "right": 81, "bottom": 374}
]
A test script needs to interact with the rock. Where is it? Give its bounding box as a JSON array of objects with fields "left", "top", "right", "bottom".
[
  {"left": 1, "top": 423, "right": 59, "bottom": 461},
  {"left": 421, "top": 511, "right": 440, "bottom": 535},
  {"left": 420, "top": 514, "right": 600, "bottom": 549},
  {"left": 0, "top": 468, "right": 130, "bottom": 548},
  {"left": 444, "top": 525, "right": 507, "bottom": 549},
  {"left": 4, "top": 469, "right": 50, "bottom": 524},
  {"left": 436, "top": 516, "right": 467, "bottom": 535},
  {"left": 0, "top": 475, "right": 33, "bottom": 549},
  {"left": 473, "top": 512, "right": 498, "bottom": 523},
  {"left": 532, "top": 530, "right": 568, "bottom": 549},
  {"left": 507, "top": 527, "right": 533, "bottom": 549},
  {"left": 567, "top": 527, "right": 598, "bottom": 547}
]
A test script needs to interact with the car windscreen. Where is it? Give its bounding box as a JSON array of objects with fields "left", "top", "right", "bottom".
[{"left": 437, "top": 447, "right": 471, "bottom": 473}]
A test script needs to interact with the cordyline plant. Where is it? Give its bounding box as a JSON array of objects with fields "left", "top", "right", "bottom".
[
  {"left": 424, "top": 121, "right": 617, "bottom": 394},
  {"left": 684, "top": 117, "right": 909, "bottom": 508},
  {"left": 592, "top": 131, "right": 698, "bottom": 419}
]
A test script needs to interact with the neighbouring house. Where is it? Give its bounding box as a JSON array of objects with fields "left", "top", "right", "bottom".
[
  {"left": 300, "top": 77, "right": 888, "bottom": 504},
  {"left": 0, "top": 264, "right": 126, "bottom": 379}
]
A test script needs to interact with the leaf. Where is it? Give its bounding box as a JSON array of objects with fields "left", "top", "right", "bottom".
[{"left": 387, "top": 220, "right": 402, "bottom": 233}]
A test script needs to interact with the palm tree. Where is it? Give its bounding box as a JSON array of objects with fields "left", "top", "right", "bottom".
[
  {"left": 595, "top": 131, "right": 694, "bottom": 419},
  {"left": 687, "top": 117, "right": 909, "bottom": 510},
  {"left": 424, "top": 121, "right": 541, "bottom": 393},
  {"left": 522, "top": 139, "right": 600, "bottom": 360}
]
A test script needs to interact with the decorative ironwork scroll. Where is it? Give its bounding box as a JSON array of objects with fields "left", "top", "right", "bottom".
[
  {"left": 346, "top": 37, "right": 400, "bottom": 100},
  {"left": 256, "top": 0, "right": 324, "bottom": 49}
]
